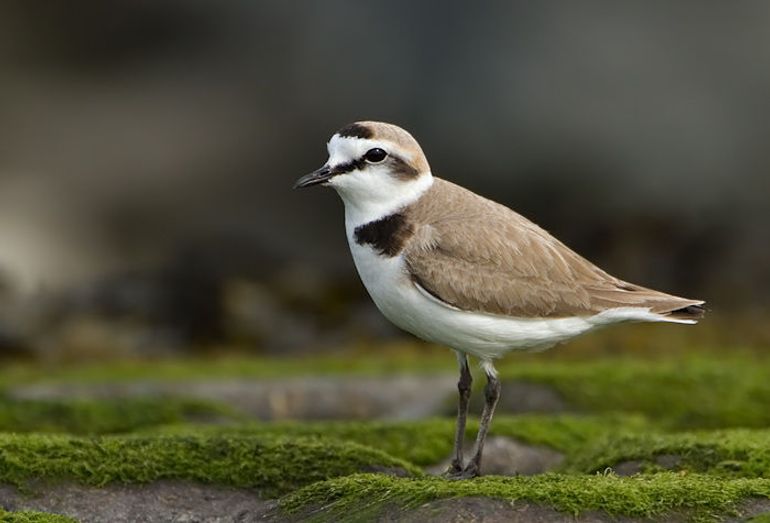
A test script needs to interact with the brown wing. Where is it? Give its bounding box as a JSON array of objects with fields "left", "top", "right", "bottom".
[{"left": 404, "top": 179, "right": 704, "bottom": 319}]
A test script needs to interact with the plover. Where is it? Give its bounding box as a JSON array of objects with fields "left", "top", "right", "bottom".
[{"left": 294, "top": 121, "right": 705, "bottom": 479}]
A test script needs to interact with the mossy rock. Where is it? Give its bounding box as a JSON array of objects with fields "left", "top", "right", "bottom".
[
  {"left": 0, "top": 433, "right": 419, "bottom": 497},
  {"left": 496, "top": 357, "right": 770, "bottom": 429},
  {"left": 275, "top": 472, "right": 770, "bottom": 522},
  {"left": 0, "top": 352, "right": 452, "bottom": 389},
  {"left": 153, "top": 413, "right": 650, "bottom": 467},
  {"left": 5, "top": 355, "right": 770, "bottom": 430},
  {"left": 0, "top": 397, "right": 239, "bottom": 434},
  {"left": 569, "top": 429, "right": 770, "bottom": 478}
]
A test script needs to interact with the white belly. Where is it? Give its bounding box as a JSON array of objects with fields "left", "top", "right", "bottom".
[{"left": 347, "top": 238, "right": 607, "bottom": 360}]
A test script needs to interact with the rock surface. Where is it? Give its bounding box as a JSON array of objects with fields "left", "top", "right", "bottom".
[
  {"left": 491, "top": 380, "right": 568, "bottom": 414},
  {"left": 10, "top": 375, "right": 456, "bottom": 421},
  {"left": 427, "top": 436, "right": 565, "bottom": 476},
  {"left": 3, "top": 482, "right": 770, "bottom": 522},
  {"left": 11, "top": 376, "right": 571, "bottom": 421},
  {"left": 375, "top": 498, "right": 637, "bottom": 523},
  {"left": 0, "top": 481, "right": 274, "bottom": 523},
  {"left": 612, "top": 454, "right": 683, "bottom": 476},
  {"left": 278, "top": 496, "right": 770, "bottom": 523}
]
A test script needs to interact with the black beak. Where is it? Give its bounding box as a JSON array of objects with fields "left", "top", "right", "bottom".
[{"left": 294, "top": 165, "right": 333, "bottom": 189}]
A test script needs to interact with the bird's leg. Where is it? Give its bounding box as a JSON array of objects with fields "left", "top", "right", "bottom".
[
  {"left": 462, "top": 363, "right": 501, "bottom": 478},
  {"left": 444, "top": 351, "right": 472, "bottom": 477}
]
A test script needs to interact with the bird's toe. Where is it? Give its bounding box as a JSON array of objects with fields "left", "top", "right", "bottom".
[
  {"left": 459, "top": 462, "right": 480, "bottom": 479},
  {"left": 441, "top": 460, "right": 464, "bottom": 479}
]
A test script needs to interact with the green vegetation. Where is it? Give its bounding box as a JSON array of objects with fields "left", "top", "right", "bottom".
[
  {"left": 496, "top": 356, "right": 770, "bottom": 429},
  {"left": 0, "top": 397, "right": 239, "bottom": 434},
  {"left": 2, "top": 355, "right": 769, "bottom": 437},
  {"left": 3, "top": 354, "right": 770, "bottom": 430},
  {"left": 156, "top": 413, "right": 649, "bottom": 466},
  {"left": 0, "top": 433, "right": 419, "bottom": 497},
  {"left": 0, "top": 510, "right": 77, "bottom": 523},
  {"left": 278, "top": 472, "right": 770, "bottom": 522},
  {"left": 0, "top": 349, "right": 452, "bottom": 388},
  {"left": 569, "top": 428, "right": 770, "bottom": 477},
  {"left": 1, "top": 351, "right": 770, "bottom": 521}
]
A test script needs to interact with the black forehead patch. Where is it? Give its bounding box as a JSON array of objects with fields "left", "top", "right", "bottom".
[{"left": 337, "top": 123, "right": 373, "bottom": 139}]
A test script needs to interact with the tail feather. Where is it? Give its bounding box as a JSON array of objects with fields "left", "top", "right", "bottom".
[
  {"left": 664, "top": 302, "right": 706, "bottom": 322},
  {"left": 589, "top": 281, "right": 705, "bottom": 324}
]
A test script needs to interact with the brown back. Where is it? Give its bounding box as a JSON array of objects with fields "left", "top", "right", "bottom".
[{"left": 404, "top": 178, "right": 704, "bottom": 319}]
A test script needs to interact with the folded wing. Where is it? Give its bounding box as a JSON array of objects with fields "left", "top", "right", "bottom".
[{"left": 404, "top": 179, "right": 705, "bottom": 320}]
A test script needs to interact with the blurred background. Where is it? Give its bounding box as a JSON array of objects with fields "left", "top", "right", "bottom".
[{"left": 0, "top": 0, "right": 768, "bottom": 361}]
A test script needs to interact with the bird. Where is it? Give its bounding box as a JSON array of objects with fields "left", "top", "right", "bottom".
[{"left": 294, "top": 121, "right": 705, "bottom": 479}]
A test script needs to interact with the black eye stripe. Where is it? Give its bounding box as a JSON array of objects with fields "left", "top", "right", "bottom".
[
  {"left": 331, "top": 158, "right": 366, "bottom": 174},
  {"left": 330, "top": 150, "right": 404, "bottom": 175}
]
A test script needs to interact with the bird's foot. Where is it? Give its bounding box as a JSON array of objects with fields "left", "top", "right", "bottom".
[
  {"left": 459, "top": 462, "right": 480, "bottom": 479},
  {"left": 441, "top": 460, "right": 464, "bottom": 479},
  {"left": 443, "top": 461, "right": 480, "bottom": 480}
]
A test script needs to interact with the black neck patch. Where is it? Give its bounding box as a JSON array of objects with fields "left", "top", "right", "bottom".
[
  {"left": 354, "top": 213, "right": 413, "bottom": 257},
  {"left": 337, "top": 123, "right": 373, "bottom": 139}
]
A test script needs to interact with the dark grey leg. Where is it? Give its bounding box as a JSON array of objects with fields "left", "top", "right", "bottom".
[
  {"left": 462, "top": 366, "right": 501, "bottom": 478},
  {"left": 444, "top": 352, "right": 472, "bottom": 476}
]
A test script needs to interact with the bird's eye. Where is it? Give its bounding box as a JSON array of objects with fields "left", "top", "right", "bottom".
[{"left": 364, "top": 148, "right": 387, "bottom": 163}]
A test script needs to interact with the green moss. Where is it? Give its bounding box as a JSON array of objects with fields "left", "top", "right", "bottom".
[
  {"left": 278, "top": 472, "right": 770, "bottom": 522},
  {"left": 489, "top": 414, "right": 650, "bottom": 457},
  {"left": 0, "top": 397, "right": 240, "bottom": 434},
  {"left": 4, "top": 354, "right": 770, "bottom": 431},
  {"left": 0, "top": 509, "right": 76, "bottom": 523},
  {"left": 496, "top": 356, "right": 770, "bottom": 429},
  {"left": 0, "top": 433, "right": 420, "bottom": 497},
  {"left": 154, "top": 413, "right": 649, "bottom": 466},
  {"left": 0, "top": 351, "right": 452, "bottom": 389},
  {"left": 569, "top": 428, "right": 770, "bottom": 477},
  {"left": 748, "top": 513, "right": 770, "bottom": 522}
]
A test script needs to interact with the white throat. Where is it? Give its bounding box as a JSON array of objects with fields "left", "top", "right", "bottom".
[{"left": 338, "top": 172, "right": 433, "bottom": 229}]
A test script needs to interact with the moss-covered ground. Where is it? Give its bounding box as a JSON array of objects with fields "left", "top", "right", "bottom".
[
  {"left": 4, "top": 353, "right": 770, "bottom": 430},
  {"left": 569, "top": 428, "right": 770, "bottom": 477},
  {"left": 2, "top": 350, "right": 770, "bottom": 521},
  {"left": 152, "top": 413, "right": 648, "bottom": 466},
  {"left": 496, "top": 356, "right": 770, "bottom": 429},
  {"left": 278, "top": 473, "right": 770, "bottom": 522},
  {"left": 0, "top": 433, "right": 419, "bottom": 497},
  {"left": 0, "top": 397, "right": 240, "bottom": 434}
]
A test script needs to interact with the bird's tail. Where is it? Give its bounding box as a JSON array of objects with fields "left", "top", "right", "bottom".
[
  {"left": 590, "top": 281, "right": 706, "bottom": 324},
  {"left": 660, "top": 302, "right": 706, "bottom": 323}
]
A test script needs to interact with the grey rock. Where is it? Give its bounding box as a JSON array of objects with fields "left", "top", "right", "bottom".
[
  {"left": 4, "top": 481, "right": 768, "bottom": 522},
  {"left": 11, "top": 375, "right": 457, "bottom": 421},
  {"left": 724, "top": 498, "right": 770, "bottom": 522},
  {"left": 612, "top": 454, "right": 683, "bottom": 476},
  {"left": 0, "top": 481, "right": 275, "bottom": 523},
  {"left": 495, "top": 380, "right": 568, "bottom": 414},
  {"left": 427, "top": 436, "right": 564, "bottom": 476},
  {"left": 283, "top": 497, "right": 665, "bottom": 523}
]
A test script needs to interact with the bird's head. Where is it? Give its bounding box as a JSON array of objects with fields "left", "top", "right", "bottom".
[{"left": 294, "top": 121, "right": 432, "bottom": 217}]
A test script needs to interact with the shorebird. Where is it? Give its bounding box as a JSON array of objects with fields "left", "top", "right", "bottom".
[{"left": 294, "top": 121, "right": 705, "bottom": 479}]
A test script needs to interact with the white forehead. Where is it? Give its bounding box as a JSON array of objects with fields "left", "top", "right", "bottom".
[{"left": 326, "top": 135, "right": 408, "bottom": 166}]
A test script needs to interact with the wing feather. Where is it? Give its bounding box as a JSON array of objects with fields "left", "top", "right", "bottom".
[{"left": 404, "top": 179, "right": 703, "bottom": 319}]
